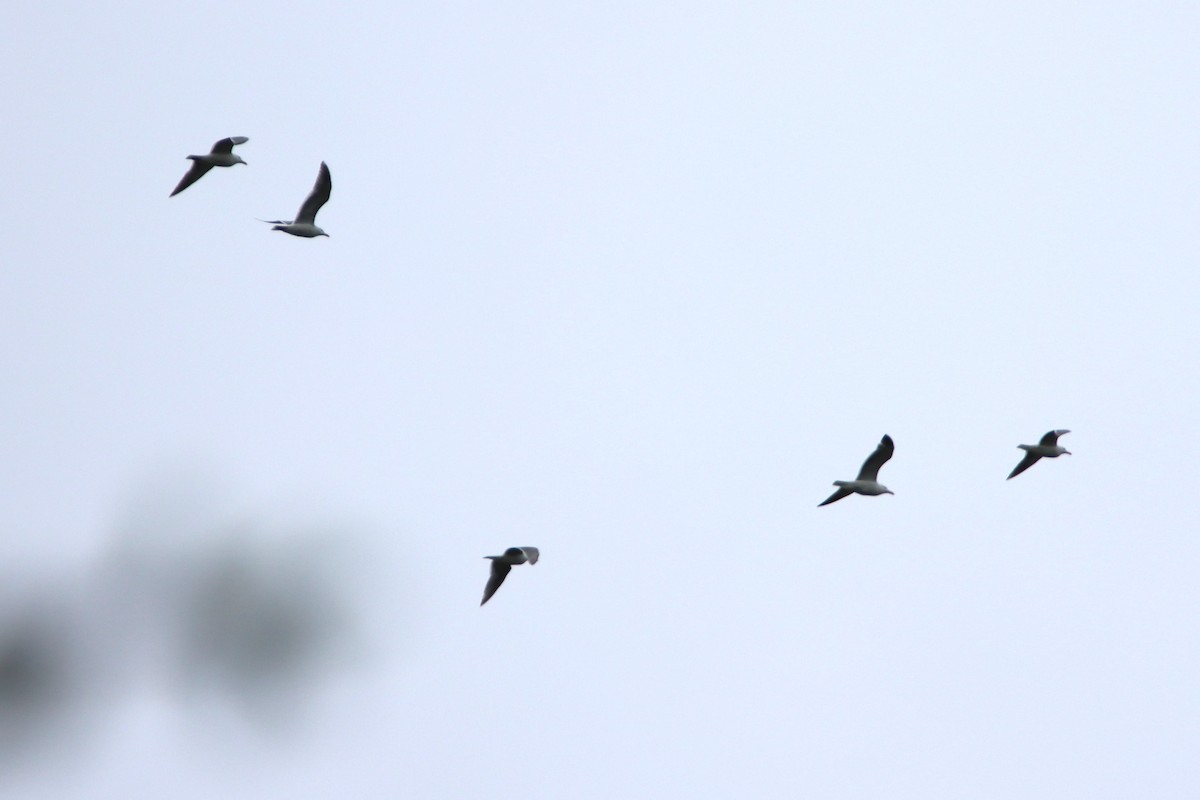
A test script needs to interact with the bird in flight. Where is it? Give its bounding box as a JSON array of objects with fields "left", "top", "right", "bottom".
[
  {"left": 262, "top": 161, "right": 332, "bottom": 237},
  {"left": 1007, "top": 429, "right": 1071, "bottom": 480},
  {"left": 818, "top": 434, "right": 895, "bottom": 506},
  {"left": 170, "top": 136, "right": 249, "bottom": 197},
  {"left": 480, "top": 547, "right": 539, "bottom": 606}
]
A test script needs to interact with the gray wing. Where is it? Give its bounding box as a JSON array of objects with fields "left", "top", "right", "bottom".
[
  {"left": 519, "top": 547, "right": 539, "bottom": 565},
  {"left": 211, "top": 136, "right": 249, "bottom": 154},
  {"left": 481, "top": 560, "right": 512, "bottom": 605},
  {"left": 818, "top": 486, "right": 854, "bottom": 507},
  {"left": 1039, "top": 429, "right": 1069, "bottom": 446},
  {"left": 295, "top": 161, "right": 331, "bottom": 224},
  {"left": 856, "top": 434, "right": 894, "bottom": 481},
  {"left": 1007, "top": 451, "right": 1042, "bottom": 480},
  {"left": 170, "top": 160, "right": 213, "bottom": 196}
]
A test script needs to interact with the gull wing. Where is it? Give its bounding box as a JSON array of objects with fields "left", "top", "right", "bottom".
[
  {"left": 1039, "top": 429, "right": 1069, "bottom": 446},
  {"left": 481, "top": 559, "right": 512, "bottom": 606},
  {"left": 170, "top": 160, "right": 213, "bottom": 197},
  {"left": 818, "top": 486, "right": 854, "bottom": 507},
  {"left": 856, "top": 434, "right": 894, "bottom": 481},
  {"left": 211, "top": 136, "right": 249, "bottom": 154},
  {"left": 1007, "top": 451, "right": 1042, "bottom": 480},
  {"left": 518, "top": 547, "right": 539, "bottom": 565},
  {"left": 295, "top": 161, "right": 332, "bottom": 224}
]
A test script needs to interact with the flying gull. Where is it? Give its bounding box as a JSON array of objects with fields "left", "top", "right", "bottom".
[
  {"left": 262, "top": 162, "right": 332, "bottom": 237},
  {"left": 818, "top": 434, "right": 895, "bottom": 506},
  {"left": 169, "top": 136, "right": 249, "bottom": 197},
  {"left": 1007, "top": 429, "right": 1071, "bottom": 480},
  {"left": 480, "top": 547, "right": 539, "bottom": 606}
]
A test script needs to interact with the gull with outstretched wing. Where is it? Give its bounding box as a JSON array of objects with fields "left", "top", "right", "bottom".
[
  {"left": 169, "top": 136, "right": 249, "bottom": 197},
  {"left": 819, "top": 434, "right": 895, "bottom": 507},
  {"left": 1007, "top": 429, "right": 1071, "bottom": 480},
  {"left": 262, "top": 162, "right": 332, "bottom": 238},
  {"left": 481, "top": 547, "right": 540, "bottom": 606}
]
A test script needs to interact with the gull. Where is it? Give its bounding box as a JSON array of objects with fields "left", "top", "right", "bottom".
[
  {"left": 480, "top": 547, "right": 539, "bottom": 606},
  {"left": 818, "top": 434, "right": 895, "bottom": 507},
  {"left": 1007, "top": 429, "right": 1071, "bottom": 480},
  {"left": 170, "top": 136, "right": 249, "bottom": 197},
  {"left": 262, "top": 162, "right": 332, "bottom": 238}
]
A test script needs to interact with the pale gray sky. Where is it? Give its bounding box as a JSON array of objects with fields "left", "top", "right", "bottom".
[{"left": 2, "top": 2, "right": 1198, "bottom": 798}]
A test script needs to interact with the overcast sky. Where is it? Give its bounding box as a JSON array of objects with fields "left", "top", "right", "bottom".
[{"left": 2, "top": 2, "right": 1198, "bottom": 798}]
